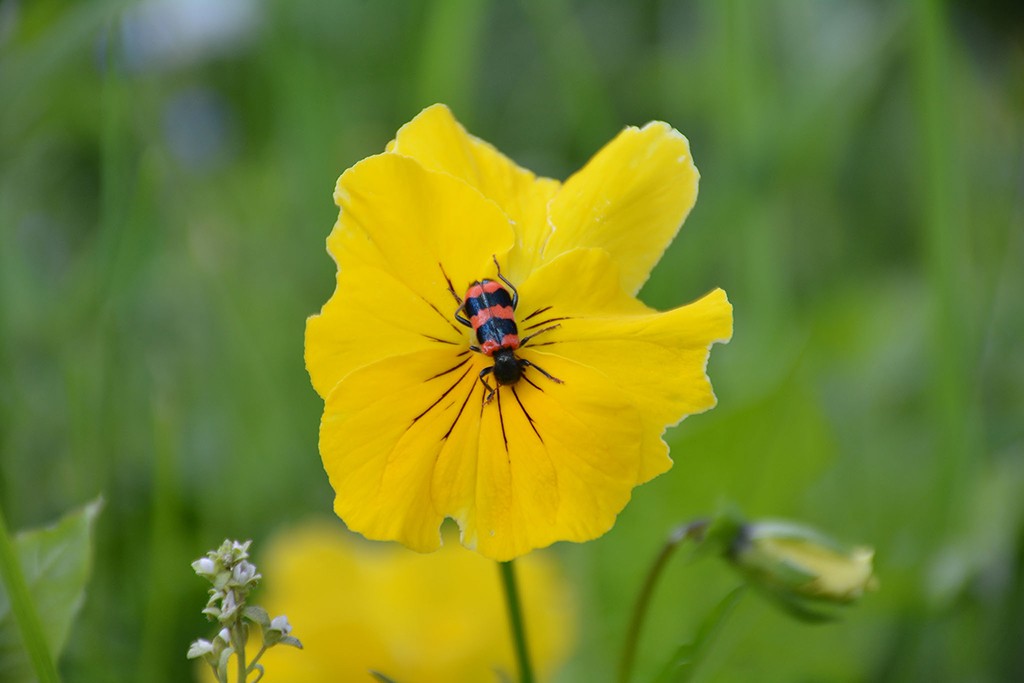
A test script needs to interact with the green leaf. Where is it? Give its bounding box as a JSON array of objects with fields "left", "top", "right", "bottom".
[
  {"left": 756, "top": 587, "right": 839, "bottom": 624},
  {"left": 217, "top": 646, "right": 234, "bottom": 681},
  {"left": 243, "top": 605, "right": 270, "bottom": 630},
  {"left": 277, "top": 635, "right": 303, "bottom": 650},
  {"left": 0, "top": 498, "right": 103, "bottom": 683},
  {"left": 653, "top": 586, "right": 746, "bottom": 683}
]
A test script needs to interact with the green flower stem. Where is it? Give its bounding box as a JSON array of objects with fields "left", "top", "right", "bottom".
[
  {"left": 498, "top": 560, "right": 535, "bottom": 683},
  {"left": 617, "top": 520, "right": 709, "bottom": 683},
  {"left": 232, "top": 614, "right": 247, "bottom": 683},
  {"left": 0, "top": 505, "right": 62, "bottom": 683},
  {"left": 247, "top": 643, "right": 269, "bottom": 675}
]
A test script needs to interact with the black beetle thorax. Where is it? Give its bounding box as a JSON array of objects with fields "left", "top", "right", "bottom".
[{"left": 491, "top": 349, "right": 522, "bottom": 385}]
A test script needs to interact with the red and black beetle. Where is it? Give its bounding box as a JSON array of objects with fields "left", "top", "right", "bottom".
[{"left": 453, "top": 257, "right": 562, "bottom": 402}]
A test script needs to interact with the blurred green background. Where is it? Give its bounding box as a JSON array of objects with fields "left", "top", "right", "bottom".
[{"left": 1, "top": 0, "right": 1022, "bottom": 680}]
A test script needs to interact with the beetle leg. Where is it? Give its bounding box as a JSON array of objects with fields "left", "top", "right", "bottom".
[
  {"left": 520, "top": 358, "right": 563, "bottom": 385},
  {"left": 454, "top": 301, "right": 472, "bottom": 328},
  {"left": 479, "top": 366, "right": 497, "bottom": 403}
]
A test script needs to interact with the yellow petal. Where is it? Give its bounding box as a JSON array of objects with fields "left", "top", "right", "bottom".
[
  {"left": 460, "top": 353, "right": 644, "bottom": 561},
  {"left": 388, "top": 104, "right": 560, "bottom": 283},
  {"left": 305, "top": 265, "right": 467, "bottom": 399},
  {"left": 516, "top": 247, "right": 651, "bottom": 318},
  {"left": 328, "top": 153, "right": 516, "bottom": 314},
  {"left": 320, "top": 341, "right": 645, "bottom": 560},
  {"left": 518, "top": 249, "right": 732, "bottom": 483},
  {"left": 543, "top": 122, "right": 700, "bottom": 293},
  {"left": 554, "top": 290, "right": 731, "bottom": 483},
  {"left": 320, "top": 346, "right": 485, "bottom": 553}
]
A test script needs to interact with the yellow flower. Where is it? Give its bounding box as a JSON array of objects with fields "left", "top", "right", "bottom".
[
  {"left": 224, "top": 521, "right": 575, "bottom": 682},
  {"left": 306, "top": 104, "right": 732, "bottom": 560}
]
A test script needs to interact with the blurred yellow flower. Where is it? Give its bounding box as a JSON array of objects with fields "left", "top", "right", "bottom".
[
  {"left": 215, "top": 521, "right": 575, "bottom": 682},
  {"left": 306, "top": 104, "right": 732, "bottom": 560}
]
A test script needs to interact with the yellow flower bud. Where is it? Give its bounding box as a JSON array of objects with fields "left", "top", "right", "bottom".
[{"left": 729, "top": 520, "right": 878, "bottom": 615}]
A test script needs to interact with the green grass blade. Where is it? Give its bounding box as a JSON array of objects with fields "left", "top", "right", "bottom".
[
  {"left": 0, "top": 504, "right": 61, "bottom": 683},
  {"left": 653, "top": 586, "right": 746, "bottom": 683}
]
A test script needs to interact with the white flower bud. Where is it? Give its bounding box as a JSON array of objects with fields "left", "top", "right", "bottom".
[
  {"left": 269, "top": 615, "right": 292, "bottom": 635},
  {"left": 191, "top": 557, "right": 216, "bottom": 576},
  {"left": 187, "top": 639, "right": 215, "bottom": 659},
  {"left": 220, "top": 590, "right": 239, "bottom": 620},
  {"left": 232, "top": 560, "right": 259, "bottom": 585}
]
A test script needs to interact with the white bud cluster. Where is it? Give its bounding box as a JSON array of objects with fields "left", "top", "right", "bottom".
[{"left": 188, "top": 538, "right": 302, "bottom": 680}]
